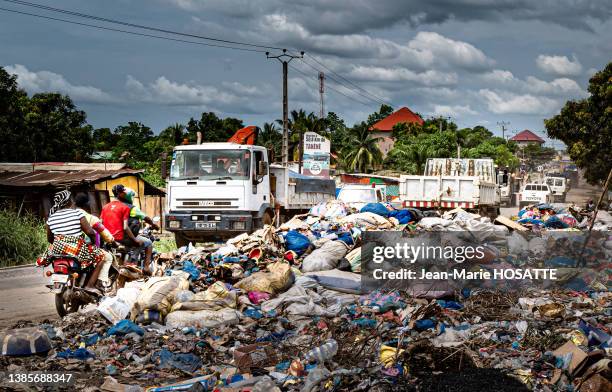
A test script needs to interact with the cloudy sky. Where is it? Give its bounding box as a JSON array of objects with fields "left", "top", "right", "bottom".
[{"left": 1, "top": 0, "right": 610, "bottom": 145}]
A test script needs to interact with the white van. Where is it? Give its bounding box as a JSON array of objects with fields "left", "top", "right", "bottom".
[
  {"left": 545, "top": 176, "right": 567, "bottom": 202},
  {"left": 519, "top": 183, "right": 553, "bottom": 208},
  {"left": 337, "top": 184, "right": 387, "bottom": 210}
]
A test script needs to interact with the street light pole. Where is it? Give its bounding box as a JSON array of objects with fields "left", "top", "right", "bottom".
[{"left": 267, "top": 49, "right": 304, "bottom": 166}]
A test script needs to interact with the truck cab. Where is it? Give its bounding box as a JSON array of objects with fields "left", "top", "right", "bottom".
[{"left": 165, "top": 143, "right": 272, "bottom": 246}]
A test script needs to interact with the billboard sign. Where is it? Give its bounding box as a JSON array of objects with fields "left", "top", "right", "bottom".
[{"left": 303, "top": 132, "right": 330, "bottom": 178}]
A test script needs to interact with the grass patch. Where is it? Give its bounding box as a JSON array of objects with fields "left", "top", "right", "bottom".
[
  {"left": 0, "top": 210, "right": 48, "bottom": 268},
  {"left": 154, "top": 236, "right": 178, "bottom": 253}
]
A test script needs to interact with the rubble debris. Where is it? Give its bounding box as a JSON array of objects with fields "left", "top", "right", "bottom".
[{"left": 3, "top": 200, "right": 611, "bottom": 391}]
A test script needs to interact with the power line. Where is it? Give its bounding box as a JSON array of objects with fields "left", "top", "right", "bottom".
[
  {"left": 1, "top": 0, "right": 285, "bottom": 50},
  {"left": 298, "top": 58, "right": 388, "bottom": 106},
  {"left": 289, "top": 63, "right": 372, "bottom": 107},
  {"left": 304, "top": 54, "right": 391, "bottom": 106},
  {"left": 0, "top": 6, "right": 267, "bottom": 52}
]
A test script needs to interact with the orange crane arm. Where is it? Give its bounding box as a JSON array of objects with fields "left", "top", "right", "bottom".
[{"left": 227, "top": 126, "right": 258, "bottom": 145}]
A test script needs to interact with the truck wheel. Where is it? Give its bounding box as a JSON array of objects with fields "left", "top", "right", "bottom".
[
  {"left": 254, "top": 210, "right": 274, "bottom": 229},
  {"left": 174, "top": 232, "right": 189, "bottom": 248}
]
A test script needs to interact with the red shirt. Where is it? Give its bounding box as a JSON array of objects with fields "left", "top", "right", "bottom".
[{"left": 100, "top": 201, "right": 130, "bottom": 241}]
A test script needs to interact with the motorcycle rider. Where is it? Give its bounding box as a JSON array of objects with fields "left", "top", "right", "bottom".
[
  {"left": 101, "top": 184, "right": 158, "bottom": 275},
  {"left": 43, "top": 190, "right": 106, "bottom": 296}
]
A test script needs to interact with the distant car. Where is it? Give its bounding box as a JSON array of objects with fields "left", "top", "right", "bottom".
[
  {"left": 545, "top": 176, "right": 567, "bottom": 202},
  {"left": 519, "top": 183, "right": 553, "bottom": 208},
  {"left": 337, "top": 184, "right": 386, "bottom": 210}
]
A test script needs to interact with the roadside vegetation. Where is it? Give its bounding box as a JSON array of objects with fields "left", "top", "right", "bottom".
[{"left": 0, "top": 210, "right": 47, "bottom": 268}]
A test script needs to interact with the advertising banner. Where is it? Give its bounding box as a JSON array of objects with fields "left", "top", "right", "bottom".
[{"left": 302, "top": 132, "right": 330, "bottom": 178}]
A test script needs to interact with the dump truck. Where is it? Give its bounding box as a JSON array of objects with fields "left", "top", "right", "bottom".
[
  {"left": 164, "top": 142, "right": 335, "bottom": 246},
  {"left": 398, "top": 158, "right": 501, "bottom": 219}
]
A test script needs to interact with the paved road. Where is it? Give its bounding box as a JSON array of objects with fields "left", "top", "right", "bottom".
[{"left": 0, "top": 265, "right": 57, "bottom": 328}]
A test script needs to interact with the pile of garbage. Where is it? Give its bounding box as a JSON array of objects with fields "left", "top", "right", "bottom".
[
  {"left": 1, "top": 200, "right": 611, "bottom": 391},
  {"left": 514, "top": 203, "right": 612, "bottom": 231}
]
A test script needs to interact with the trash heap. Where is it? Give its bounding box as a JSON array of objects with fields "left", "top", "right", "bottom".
[
  {"left": 513, "top": 203, "right": 612, "bottom": 231},
  {"left": 1, "top": 200, "right": 611, "bottom": 391}
]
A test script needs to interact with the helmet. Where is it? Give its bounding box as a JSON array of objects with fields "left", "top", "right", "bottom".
[
  {"left": 124, "top": 188, "right": 137, "bottom": 204},
  {"left": 112, "top": 184, "right": 126, "bottom": 197}
]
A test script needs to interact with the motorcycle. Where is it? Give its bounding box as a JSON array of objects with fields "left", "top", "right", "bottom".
[
  {"left": 41, "top": 253, "right": 121, "bottom": 317},
  {"left": 120, "top": 218, "right": 164, "bottom": 276}
]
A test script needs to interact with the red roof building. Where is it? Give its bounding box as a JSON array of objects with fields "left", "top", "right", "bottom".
[
  {"left": 369, "top": 107, "right": 424, "bottom": 132},
  {"left": 369, "top": 107, "right": 424, "bottom": 157},
  {"left": 509, "top": 129, "right": 545, "bottom": 146}
]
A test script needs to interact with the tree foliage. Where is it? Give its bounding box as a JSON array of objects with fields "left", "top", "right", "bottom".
[
  {"left": 186, "top": 112, "right": 243, "bottom": 143},
  {"left": 340, "top": 122, "right": 382, "bottom": 173},
  {"left": 545, "top": 62, "right": 612, "bottom": 184}
]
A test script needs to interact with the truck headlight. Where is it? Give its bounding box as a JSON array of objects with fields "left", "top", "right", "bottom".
[
  {"left": 169, "top": 221, "right": 181, "bottom": 229},
  {"left": 232, "top": 221, "right": 246, "bottom": 230}
]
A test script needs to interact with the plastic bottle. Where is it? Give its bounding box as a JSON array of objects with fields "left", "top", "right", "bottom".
[{"left": 304, "top": 339, "right": 338, "bottom": 363}]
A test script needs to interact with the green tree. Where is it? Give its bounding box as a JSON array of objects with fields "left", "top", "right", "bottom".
[
  {"left": 367, "top": 104, "right": 394, "bottom": 126},
  {"left": 112, "top": 122, "right": 154, "bottom": 162},
  {"left": 384, "top": 131, "right": 458, "bottom": 174},
  {"left": 93, "top": 127, "right": 119, "bottom": 151},
  {"left": 159, "top": 123, "right": 185, "bottom": 145},
  {"left": 340, "top": 122, "right": 382, "bottom": 173},
  {"left": 326, "top": 111, "right": 348, "bottom": 154},
  {"left": 545, "top": 62, "right": 612, "bottom": 184},
  {"left": 186, "top": 112, "right": 243, "bottom": 143},
  {"left": 0, "top": 67, "right": 28, "bottom": 161},
  {"left": 22, "top": 93, "right": 94, "bottom": 162},
  {"left": 256, "top": 122, "right": 281, "bottom": 161},
  {"left": 519, "top": 144, "right": 557, "bottom": 171}
]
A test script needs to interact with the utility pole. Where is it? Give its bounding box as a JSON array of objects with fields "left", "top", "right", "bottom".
[
  {"left": 267, "top": 49, "right": 304, "bottom": 166},
  {"left": 497, "top": 121, "right": 510, "bottom": 140},
  {"left": 319, "top": 72, "right": 325, "bottom": 119}
]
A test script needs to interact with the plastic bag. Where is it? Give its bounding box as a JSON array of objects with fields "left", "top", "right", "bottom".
[
  {"left": 165, "top": 308, "right": 241, "bottom": 329},
  {"left": 360, "top": 203, "right": 390, "bottom": 217},
  {"left": 171, "top": 281, "right": 236, "bottom": 311},
  {"left": 97, "top": 287, "right": 141, "bottom": 324},
  {"left": 234, "top": 262, "right": 294, "bottom": 294},
  {"left": 301, "top": 241, "right": 349, "bottom": 273},
  {"left": 134, "top": 275, "right": 189, "bottom": 316},
  {"left": 284, "top": 230, "right": 311, "bottom": 256}
]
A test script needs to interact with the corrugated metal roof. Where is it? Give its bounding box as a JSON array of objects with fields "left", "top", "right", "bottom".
[{"left": 0, "top": 169, "right": 143, "bottom": 188}]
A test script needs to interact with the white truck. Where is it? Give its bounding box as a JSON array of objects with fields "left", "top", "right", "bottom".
[
  {"left": 519, "top": 183, "right": 553, "bottom": 208},
  {"left": 398, "top": 158, "right": 501, "bottom": 218},
  {"left": 544, "top": 176, "right": 568, "bottom": 202},
  {"left": 337, "top": 184, "right": 387, "bottom": 210},
  {"left": 164, "top": 143, "right": 335, "bottom": 246}
]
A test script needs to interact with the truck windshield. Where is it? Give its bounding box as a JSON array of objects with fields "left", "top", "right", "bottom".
[{"left": 170, "top": 150, "right": 250, "bottom": 180}]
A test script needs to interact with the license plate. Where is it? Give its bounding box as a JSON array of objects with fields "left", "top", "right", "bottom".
[
  {"left": 51, "top": 274, "right": 69, "bottom": 284},
  {"left": 196, "top": 222, "right": 216, "bottom": 229}
]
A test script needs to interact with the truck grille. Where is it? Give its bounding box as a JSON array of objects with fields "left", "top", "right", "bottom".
[{"left": 176, "top": 198, "right": 238, "bottom": 209}]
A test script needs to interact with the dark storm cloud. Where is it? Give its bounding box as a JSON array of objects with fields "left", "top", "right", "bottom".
[{"left": 168, "top": 0, "right": 612, "bottom": 34}]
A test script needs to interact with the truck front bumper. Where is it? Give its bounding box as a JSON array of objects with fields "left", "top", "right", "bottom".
[{"left": 165, "top": 211, "right": 254, "bottom": 236}]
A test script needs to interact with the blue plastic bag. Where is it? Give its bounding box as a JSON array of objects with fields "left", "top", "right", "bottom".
[
  {"left": 388, "top": 209, "right": 413, "bottom": 224},
  {"left": 360, "top": 203, "right": 390, "bottom": 217},
  {"left": 152, "top": 348, "right": 202, "bottom": 373},
  {"left": 285, "top": 230, "right": 310, "bottom": 256},
  {"left": 182, "top": 260, "right": 201, "bottom": 280},
  {"left": 107, "top": 319, "right": 144, "bottom": 337},
  {"left": 57, "top": 348, "right": 95, "bottom": 360}
]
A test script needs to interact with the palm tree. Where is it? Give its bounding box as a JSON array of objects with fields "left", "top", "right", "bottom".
[
  {"left": 257, "top": 122, "right": 281, "bottom": 161},
  {"left": 341, "top": 123, "right": 382, "bottom": 173},
  {"left": 160, "top": 123, "right": 185, "bottom": 145}
]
